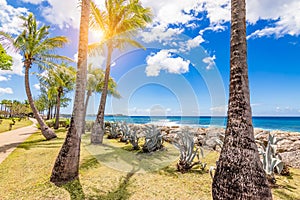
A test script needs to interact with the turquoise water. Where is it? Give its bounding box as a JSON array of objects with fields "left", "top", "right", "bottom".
[{"left": 82, "top": 116, "right": 300, "bottom": 132}]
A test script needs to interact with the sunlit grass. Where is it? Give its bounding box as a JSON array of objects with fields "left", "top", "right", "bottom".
[
  {"left": 0, "top": 118, "right": 33, "bottom": 133},
  {"left": 0, "top": 129, "right": 299, "bottom": 199}
]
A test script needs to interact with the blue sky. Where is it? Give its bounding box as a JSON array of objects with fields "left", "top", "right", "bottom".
[{"left": 0, "top": 0, "right": 300, "bottom": 116}]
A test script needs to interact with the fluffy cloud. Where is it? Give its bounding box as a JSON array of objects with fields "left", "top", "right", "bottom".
[
  {"left": 0, "top": 87, "right": 13, "bottom": 95},
  {"left": 0, "top": 0, "right": 28, "bottom": 35},
  {"left": 41, "top": 0, "right": 80, "bottom": 29},
  {"left": 33, "top": 83, "right": 40, "bottom": 90},
  {"left": 145, "top": 50, "right": 190, "bottom": 77},
  {"left": 73, "top": 52, "right": 106, "bottom": 69},
  {"left": 247, "top": 0, "right": 300, "bottom": 38},
  {"left": 0, "top": 75, "right": 9, "bottom": 81},
  {"left": 202, "top": 55, "right": 216, "bottom": 70},
  {"left": 22, "top": 0, "right": 44, "bottom": 4}
]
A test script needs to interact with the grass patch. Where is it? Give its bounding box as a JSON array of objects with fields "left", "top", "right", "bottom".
[
  {"left": 0, "top": 118, "right": 33, "bottom": 133},
  {"left": 0, "top": 130, "right": 300, "bottom": 199}
]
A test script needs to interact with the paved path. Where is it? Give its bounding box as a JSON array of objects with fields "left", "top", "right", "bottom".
[{"left": 0, "top": 118, "right": 38, "bottom": 164}]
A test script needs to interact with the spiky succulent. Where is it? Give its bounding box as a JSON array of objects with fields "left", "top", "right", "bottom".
[
  {"left": 142, "top": 125, "right": 164, "bottom": 153},
  {"left": 173, "top": 127, "right": 206, "bottom": 173},
  {"left": 257, "top": 134, "right": 284, "bottom": 183}
]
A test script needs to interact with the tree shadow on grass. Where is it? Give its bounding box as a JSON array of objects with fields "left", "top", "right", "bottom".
[
  {"left": 17, "top": 137, "right": 65, "bottom": 150},
  {"left": 61, "top": 169, "right": 137, "bottom": 200},
  {"left": 86, "top": 169, "right": 136, "bottom": 200},
  {"left": 62, "top": 178, "right": 85, "bottom": 200}
]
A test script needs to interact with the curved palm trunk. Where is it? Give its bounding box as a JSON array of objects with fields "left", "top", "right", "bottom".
[
  {"left": 54, "top": 90, "right": 62, "bottom": 129},
  {"left": 24, "top": 64, "right": 57, "bottom": 140},
  {"left": 212, "top": 0, "right": 272, "bottom": 199},
  {"left": 91, "top": 42, "right": 113, "bottom": 144},
  {"left": 82, "top": 90, "right": 92, "bottom": 134},
  {"left": 50, "top": 0, "right": 90, "bottom": 186}
]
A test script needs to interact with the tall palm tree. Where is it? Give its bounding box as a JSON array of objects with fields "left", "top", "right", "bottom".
[
  {"left": 39, "top": 64, "right": 76, "bottom": 129},
  {"left": 89, "top": 0, "right": 152, "bottom": 144},
  {"left": 212, "top": 0, "right": 272, "bottom": 199},
  {"left": 0, "top": 13, "right": 71, "bottom": 140},
  {"left": 83, "top": 64, "right": 120, "bottom": 134},
  {"left": 50, "top": 0, "right": 90, "bottom": 186}
]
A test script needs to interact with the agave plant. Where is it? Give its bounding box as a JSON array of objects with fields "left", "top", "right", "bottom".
[
  {"left": 107, "top": 122, "right": 122, "bottom": 139},
  {"left": 119, "top": 122, "right": 130, "bottom": 142},
  {"left": 142, "top": 125, "right": 164, "bottom": 153},
  {"left": 173, "top": 127, "right": 206, "bottom": 173},
  {"left": 257, "top": 134, "right": 284, "bottom": 183},
  {"left": 127, "top": 126, "right": 141, "bottom": 150}
]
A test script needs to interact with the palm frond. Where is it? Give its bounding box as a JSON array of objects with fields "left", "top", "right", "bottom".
[{"left": 88, "top": 42, "right": 105, "bottom": 56}]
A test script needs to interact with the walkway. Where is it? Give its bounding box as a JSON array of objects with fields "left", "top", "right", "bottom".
[{"left": 0, "top": 118, "right": 38, "bottom": 164}]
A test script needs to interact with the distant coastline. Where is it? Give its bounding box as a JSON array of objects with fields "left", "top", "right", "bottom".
[{"left": 60, "top": 115, "right": 300, "bottom": 132}]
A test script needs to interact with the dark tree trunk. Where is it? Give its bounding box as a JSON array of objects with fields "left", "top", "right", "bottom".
[
  {"left": 54, "top": 90, "right": 62, "bottom": 129},
  {"left": 24, "top": 63, "right": 57, "bottom": 140},
  {"left": 47, "top": 106, "right": 51, "bottom": 120},
  {"left": 50, "top": 0, "right": 90, "bottom": 186},
  {"left": 212, "top": 0, "right": 272, "bottom": 199},
  {"left": 91, "top": 42, "right": 113, "bottom": 144},
  {"left": 82, "top": 90, "right": 92, "bottom": 134}
]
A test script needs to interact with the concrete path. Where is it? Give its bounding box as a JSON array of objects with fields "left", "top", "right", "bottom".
[{"left": 0, "top": 118, "right": 38, "bottom": 164}]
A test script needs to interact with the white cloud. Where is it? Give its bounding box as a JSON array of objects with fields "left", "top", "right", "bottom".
[
  {"left": 202, "top": 55, "right": 216, "bottom": 70},
  {"left": 247, "top": 0, "right": 300, "bottom": 38},
  {"left": 0, "top": 87, "right": 13, "bottom": 95},
  {"left": 21, "top": 0, "right": 44, "bottom": 4},
  {"left": 0, "top": 75, "right": 9, "bottom": 81},
  {"left": 141, "top": 25, "right": 184, "bottom": 43},
  {"left": 145, "top": 50, "right": 190, "bottom": 77},
  {"left": 41, "top": 0, "right": 80, "bottom": 29},
  {"left": 0, "top": 0, "right": 28, "bottom": 35},
  {"left": 210, "top": 105, "right": 227, "bottom": 114},
  {"left": 33, "top": 83, "right": 40, "bottom": 90}
]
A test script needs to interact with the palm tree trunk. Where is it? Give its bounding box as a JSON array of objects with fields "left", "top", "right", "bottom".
[
  {"left": 82, "top": 90, "right": 92, "bottom": 134},
  {"left": 47, "top": 106, "right": 51, "bottom": 120},
  {"left": 54, "top": 90, "right": 62, "bottom": 129},
  {"left": 50, "top": 0, "right": 90, "bottom": 186},
  {"left": 212, "top": 0, "right": 272, "bottom": 199},
  {"left": 24, "top": 64, "right": 57, "bottom": 140},
  {"left": 91, "top": 42, "right": 113, "bottom": 144}
]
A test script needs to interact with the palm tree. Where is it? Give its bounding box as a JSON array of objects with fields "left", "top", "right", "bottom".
[
  {"left": 212, "top": 0, "right": 272, "bottom": 199},
  {"left": 0, "top": 13, "right": 71, "bottom": 140},
  {"left": 40, "top": 64, "right": 76, "bottom": 129},
  {"left": 89, "top": 0, "right": 152, "bottom": 144},
  {"left": 50, "top": 0, "right": 90, "bottom": 186},
  {"left": 83, "top": 64, "right": 120, "bottom": 134}
]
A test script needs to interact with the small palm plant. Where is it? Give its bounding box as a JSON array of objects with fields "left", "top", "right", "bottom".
[
  {"left": 142, "top": 125, "right": 164, "bottom": 153},
  {"left": 173, "top": 127, "right": 206, "bottom": 173}
]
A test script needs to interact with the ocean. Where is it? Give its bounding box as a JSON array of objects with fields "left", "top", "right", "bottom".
[{"left": 82, "top": 116, "right": 300, "bottom": 133}]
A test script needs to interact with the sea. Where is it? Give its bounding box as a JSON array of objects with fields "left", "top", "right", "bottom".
[{"left": 80, "top": 116, "right": 300, "bottom": 133}]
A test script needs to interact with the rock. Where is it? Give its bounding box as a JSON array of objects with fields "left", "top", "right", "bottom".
[{"left": 279, "top": 150, "right": 300, "bottom": 169}]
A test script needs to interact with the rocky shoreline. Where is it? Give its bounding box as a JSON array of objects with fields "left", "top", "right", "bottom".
[{"left": 128, "top": 124, "right": 300, "bottom": 169}]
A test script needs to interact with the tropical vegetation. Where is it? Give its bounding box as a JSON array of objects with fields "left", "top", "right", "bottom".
[
  {"left": 0, "top": 43, "right": 13, "bottom": 70},
  {"left": 89, "top": 0, "right": 152, "bottom": 144},
  {"left": 0, "top": 13, "right": 71, "bottom": 140}
]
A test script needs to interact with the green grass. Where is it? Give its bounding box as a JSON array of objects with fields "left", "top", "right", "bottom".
[
  {"left": 0, "top": 118, "right": 33, "bottom": 133},
  {"left": 0, "top": 130, "right": 299, "bottom": 199}
]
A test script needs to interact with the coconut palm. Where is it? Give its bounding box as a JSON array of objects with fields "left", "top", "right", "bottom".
[
  {"left": 211, "top": 0, "right": 272, "bottom": 199},
  {"left": 39, "top": 64, "right": 76, "bottom": 129},
  {"left": 82, "top": 64, "right": 120, "bottom": 134},
  {"left": 50, "top": 0, "right": 90, "bottom": 186},
  {"left": 89, "top": 0, "right": 152, "bottom": 144},
  {"left": 0, "top": 13, "right": 71, "bottom": 140}
]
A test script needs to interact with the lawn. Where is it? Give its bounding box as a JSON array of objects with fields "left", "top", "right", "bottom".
[
  {"left": 0, "top": 118, "right": 33, "bottom": 133},
  {"left": 0, "top": 129, "right": 299, "bottom": 199}
]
